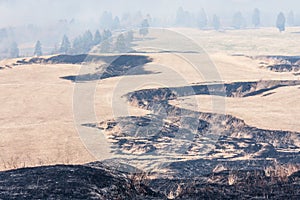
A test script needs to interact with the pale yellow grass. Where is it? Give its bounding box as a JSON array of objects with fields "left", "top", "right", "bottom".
[
  {"left": 167, "top": 27, "right": 300, "bottom": 56},
  {"left": 134, "top": 28, "right": 299, "bottom": 132},
  {"left": 170, "top": 85, "right": 300, "bottom": 132},
  {"left": 0, "top": 63, "right": 96, "bottom": 170},
  {"left": 1, "top": 27, "right": 300, "bottom": 170}
]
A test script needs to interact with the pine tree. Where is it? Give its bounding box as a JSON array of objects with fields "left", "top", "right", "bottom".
[
  {"left": 252, "top": 8, "right": 260, "bottom": 27},
  {"left": 9, "top": 41, "right": 19, "bottom": 58},
  {"left": 93, "top": 30, "right": 102, "bottom": 45},
  {"left": 212, "top": 15, "right": 220, "bottom": 31},
  {"left": 102, "top": 29, "right": 112, "bottom": 41},
  {"left": 276, "top": 12, "right": 286, "bottom": 32},
  {"left": 125, "top": 30, "right": 134, "bottom": 44},
  {"left": 114, "top": 34, "right": 127, "bottom": 52},
  {"left": 232, "top": 12, "right": 244, "bottom": 29},
  {"left": 198, "top": 8, "right": 208, "bottom": 29},
  {"left": 176, "top": 7, "right": 185, "bottom": 25},
  {"left": 112, "top": 16, "right": 121, "bottom": 30},
  {"left": 71, "top": 30, "right": 97, "bottom": 54},
  {"left": 72, "top": 36, "right": 83, "bottom": 54},
  {"left": 34, "top": 40, "right": 42, "bottom": 56},
  {"left": 59, "top": 35, "right": 71, "bottom": 54},
  {"left": 0, "top": 28, "right": 8, "bottom": 41},
  {"left": 139, "top": 19, "right": 149, "bottom": 37},
  {"left": 82, "top": 30, "right": 93, "bottom": 52}
]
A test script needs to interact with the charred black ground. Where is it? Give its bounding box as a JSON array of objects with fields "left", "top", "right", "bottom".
[
  {"left": 0, "top": 163, "right": 300, "bottom": 199},
  {"left": 2, "top": 55, "right": 300, "bottom": 199},
  {"left": 255, "top": 55, "right": 300, "bottom": 72},
  {"left": 86, "top": 80, "right": 300, "bottom": 179}
]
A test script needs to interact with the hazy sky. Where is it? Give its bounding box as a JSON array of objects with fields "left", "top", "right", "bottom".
[{"left": 1, "top": 0, "right": 300, "bottom": 27}]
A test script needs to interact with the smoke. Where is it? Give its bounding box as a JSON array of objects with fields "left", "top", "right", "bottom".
[
  {"left": 0, "top": 0, "right": 300, "bottom": 58},
  {"left": 0, "top": 0, "right": 299, "bottom": 28}
]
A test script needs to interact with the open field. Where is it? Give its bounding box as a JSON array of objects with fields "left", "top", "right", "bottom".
[
  {"left": 168, "top": 27, "right": 300, "bottom": 55},
  {"left": 0, "top": 27, "right": 300, "bottom": 173},
  {"left": 0, "top": 63, "right": 95, "bottom": 169}
]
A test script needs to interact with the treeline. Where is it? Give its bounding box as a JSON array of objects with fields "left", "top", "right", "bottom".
[
  {"left": 0, "top": 8, "right": 297, "bottom": 59},
  {"left": 0, "top": 19, "right": 149, "bottom": 58},
  {"left": 7, "top": 19, "right": 149, "bottom": 58},
  {"left": 175, "top": 7, "right": 296, "bottom": 31},
  {"left": 51, "top": 29, "right": 136, "bottom": 54},
  {"left": 0, "top": 11, "right": 152, "bottom": 59}
]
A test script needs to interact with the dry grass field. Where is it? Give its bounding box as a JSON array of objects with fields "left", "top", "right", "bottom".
[{"left": 0, "top": 27, "right": 300, "bottom": 171}]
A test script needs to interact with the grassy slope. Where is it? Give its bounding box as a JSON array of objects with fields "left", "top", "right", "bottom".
[{"left": 0, "top": 27, "right": 300, "bottom": 171}]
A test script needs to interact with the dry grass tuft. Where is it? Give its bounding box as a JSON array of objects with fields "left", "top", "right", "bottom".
[{"left": 264, "top": 163, "right": 300, "bottom": 181}]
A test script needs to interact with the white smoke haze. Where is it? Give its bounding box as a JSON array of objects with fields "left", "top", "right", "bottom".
[
  {"left": 1, "top": 0, "right": 300, "bottom": 27},
  {"left": 0, "top": 0, "right": 300, "bottom": 57}
]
